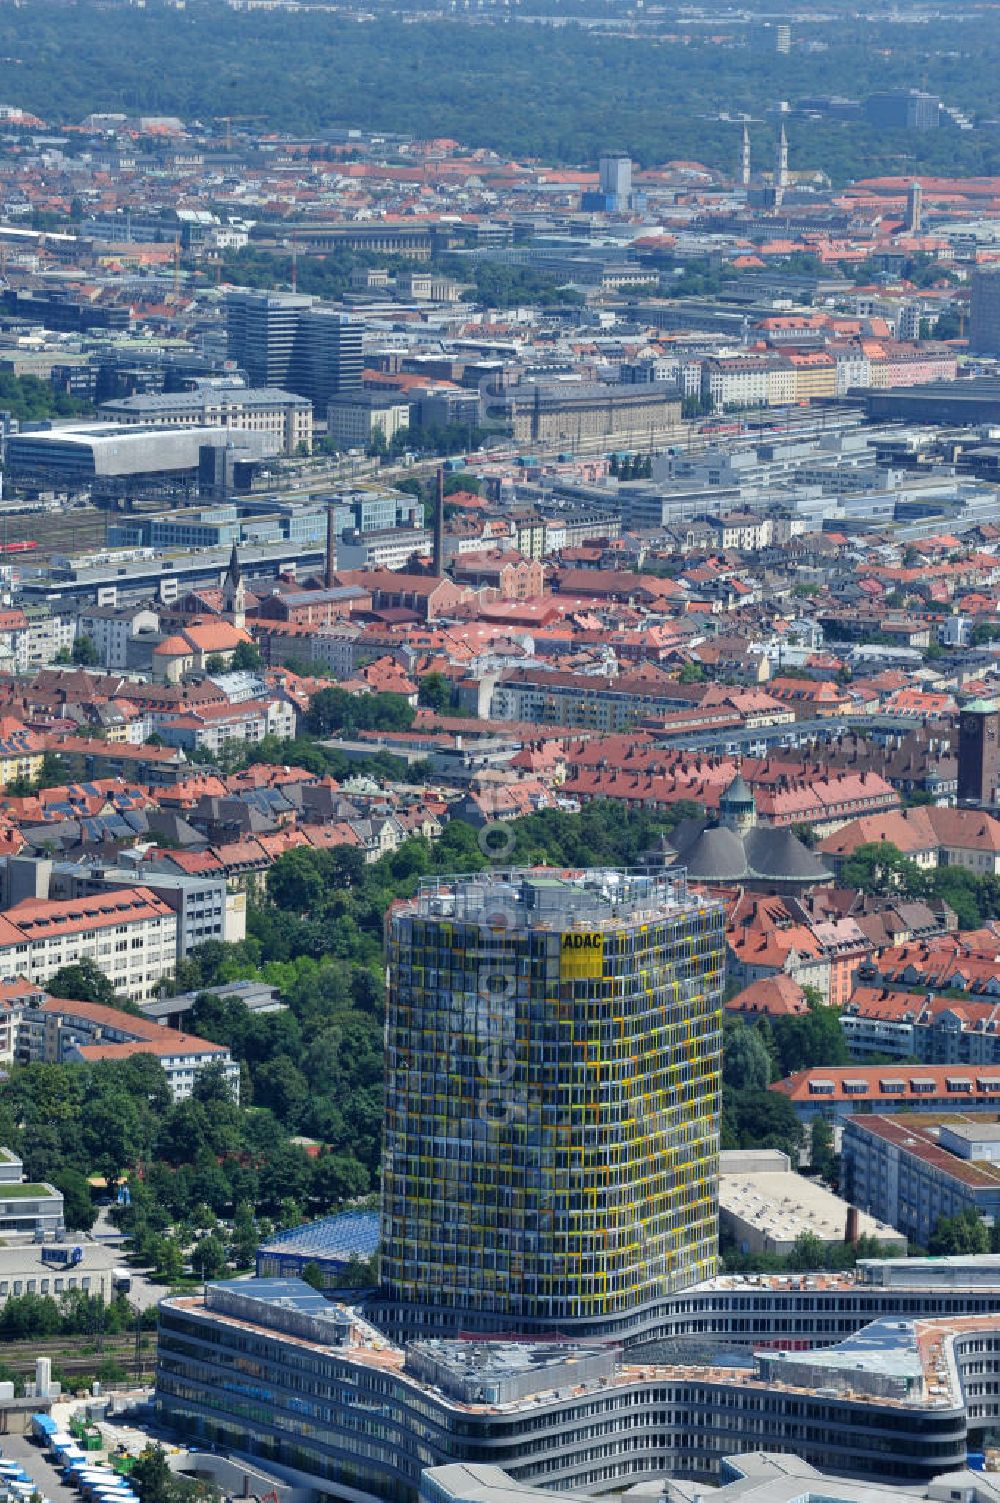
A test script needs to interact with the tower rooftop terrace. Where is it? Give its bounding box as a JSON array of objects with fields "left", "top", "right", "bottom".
[{"left": 403, "top": 865, "right": 705, "bottom": 930}]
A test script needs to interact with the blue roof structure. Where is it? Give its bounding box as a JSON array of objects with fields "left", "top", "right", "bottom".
[{"left": 257, "top": 1211, "right": 379, "bottom": 1269}]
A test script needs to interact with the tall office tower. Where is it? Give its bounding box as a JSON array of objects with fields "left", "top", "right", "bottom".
[
  {"left": 970, "top": 269, "right": 1000, "bottom": 355},
  {"left": 905, "top": 179, "right": 922, "bottom": 234},
  {"left": 225, "top": 293, "right": 362, "bottom": 412},
  {"left": 598, "top": 152, "right": 633, "bottom": 210},
  {"left": 381, "top": 866, "right": 724, "bottom": 1339},
  {"left": 740, "top": 125, "right": 751, "bottom": 187},
  {"left": 225, "top": 291, "right": 313, "bottom": 388},
  {"left": 295, "top": 309, "right": 363, "bottom": 412},
  {"left": 958, "top": 700, "right": 1000, "bottom": 807}
]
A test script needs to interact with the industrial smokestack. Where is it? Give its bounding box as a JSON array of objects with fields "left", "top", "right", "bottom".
[
  {"left": 433, "top": 465, "right": 445, "bottom": 578},
  {"left": 845, "top": 1205, "right": 860, "bottom": 1248},
  {"left": 325, "top": 504, "right": 336, "bottom": 589}
]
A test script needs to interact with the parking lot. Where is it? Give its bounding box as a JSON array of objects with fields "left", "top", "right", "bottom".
[{"left": 0, "top": 1434, "right": 86, "bottom": 1503}]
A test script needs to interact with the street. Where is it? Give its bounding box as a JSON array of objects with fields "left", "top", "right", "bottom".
[{"left": 86, "top": 1209, "right": 164, "bottom": 1315}]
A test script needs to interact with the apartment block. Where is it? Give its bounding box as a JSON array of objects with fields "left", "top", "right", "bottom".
[
  {"left": 0, "top": 887, "right": 177, "bottom": 1001},
  {"left": 16, "top": 993, "right": 239, "bottom": 1102}
]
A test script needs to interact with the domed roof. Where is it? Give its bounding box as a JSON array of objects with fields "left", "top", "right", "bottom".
[
  {"left": 680, "top": 825, "right": 750, "bottom": 881},
  {"left": 744, "top": 826, "right": 833, "bottom": 884}
]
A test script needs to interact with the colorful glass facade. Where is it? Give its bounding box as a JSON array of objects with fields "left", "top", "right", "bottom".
[{"left": 381, "top": 868, "right": 724, "bottom": 1333}]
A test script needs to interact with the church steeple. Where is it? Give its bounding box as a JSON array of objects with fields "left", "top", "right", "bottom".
[{"left": 222, "top": 540, "right": 246, "bottom": 629}]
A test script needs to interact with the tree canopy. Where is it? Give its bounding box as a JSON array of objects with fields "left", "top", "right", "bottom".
[{"left": 9, "top": 5, "right": 1000, "bottom": 186}]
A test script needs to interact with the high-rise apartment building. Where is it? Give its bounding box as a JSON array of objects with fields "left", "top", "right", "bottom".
[
  {"left": 380, "top": 866, "right": 724, "bottom": 1339},
  {"left": 958, "top": 699, "right": 1000, "bottom": 807},
  {"left": 225, "top": 292, "right": 363, "bottom": 412},
  {"left": 598, "top": 152, "right": 632, "bottom": 206},
  {"left": 750, "top": 22, "right": 790, "bottom": 51},
  {"left": 970, "top": 269, "right": 1000, "bottom": 355}
]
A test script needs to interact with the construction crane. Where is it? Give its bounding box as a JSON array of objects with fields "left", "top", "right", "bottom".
[{"left": 213, "top": 114, "right": 265, "bottom": 151}]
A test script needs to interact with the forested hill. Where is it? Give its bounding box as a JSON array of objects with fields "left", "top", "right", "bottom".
[{"left": 6, "top": 2, "right": 1000, "bottom": 183}]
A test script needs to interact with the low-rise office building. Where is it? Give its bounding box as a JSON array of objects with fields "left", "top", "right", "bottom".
[
  {"left": 719, "top": 1149, "right": 905, "bottom": 1257},
  {"left": 4, "top": 422, "right": 271, "bottom": 500},
  {"left": 482, "top": 382, "right": 681, "bottom": 450},
  {"left": 2, "top": 855, "right": 245, "bottom": 958},
  {"left": 0, "top": 1242, "right": 129, "bottom": 1304},
  {"left": 156, "top": 1277, "right": 989, "bottom": 1501},
  {"left": 327, "top": 391, "right": 412, "bottom": 449},
  {"left": 0, "top": 1149, "right": 62, "bottom": 1239},
  {"left": 75, "top": 605, "right": 161, "bottom": 671},
  {"left": 99, "top": 387, "right": 313, "bottom": 456},
  {"left": 843, "top": 1114, "right": 1000, "bottom": 1246},
  {"left": 424, "top": 1453, "right": 1000, "bottom": 1503}
]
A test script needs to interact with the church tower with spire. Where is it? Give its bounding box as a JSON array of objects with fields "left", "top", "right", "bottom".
[
  {"left": 222, "top": 540, "right": 246, "bottom": 630},
  {"left": 775, "top": 123, "right": 789, "bottom": 206}
]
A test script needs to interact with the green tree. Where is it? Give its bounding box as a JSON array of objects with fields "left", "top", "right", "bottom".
[
  {"left": 131, "top": 1446, "right": 175, "bottom": 1503},
  {"left": 772, "top": 1005, "right": 849, "bottom": 1077},
  {"left": 678, "top": 661, "right": 706, "bottom": 684},
  {"left": 443, "top": 473, "right": 482, "bottom": 496},
  {"left": 231, "top": 640, "right": 263, "bottom": 672},
  {"left": 46, "top": 958, "right": 135, "bottom": 1012},
  {"left": 191, "top": 1233, "right": 227, "bottom": 1280},
  {"left": 300, "top": 1260, "right": 326, "bottom": 1291},
  {"left": 50, "top": 1168, "right": 97, "bottom": 1231},
  {"left": 311, "top": 1151, "right": 369, "bottom": 1206},
  {"left": 842, "top": 841, "right": 927, "bottom": 898},
  {"left": 155, "top": 1235, "right": 185, "bottom": 1283},
  {"left": 723, "top": 1087, "right": 802, "bottom": 1161},
  {"left": 267, "top": 847, "right": 331, "bottom": 914},
  {"left": 417, "top": 672, "right": 451, "bottom": 711},
  {"left": 254, "top": 1054, "right": 309, "bottom": 1127},
  {"left": 71, "top": 634, "right": 100, "bottom": 667},
  {"left": 231, "top": 1201, "right": 258, "bottom": 1269},
  {"left": 810, "top": 1117, "right": 837, "bottom": 1187},
  {"left": 787, "top": 1230, "right": 827, "bottom": 1271},
  {"left": 929, "top": 1208, "right": 989, "bottom": 1256},
  {"left": 723, "top": 1021, "right": 773, "bottom": 1090},
  {"left": 204, "top": 654, "right": 226, "bottom": 674},
  {"left": 306, "top": 687, "right": 415, "bottom": 736}
]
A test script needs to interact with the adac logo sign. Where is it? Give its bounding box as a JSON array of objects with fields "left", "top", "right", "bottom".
[{"left": 560, "top": 930, "right": 604, "bottom": 980}]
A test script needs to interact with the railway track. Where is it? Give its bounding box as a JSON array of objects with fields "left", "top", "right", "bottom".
[
  {"left": 0, "top": 1335, "right": 155, "bottom": 1378},
  {"left": 0, "top": 507, "right": 111, "bottom": 563}
]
